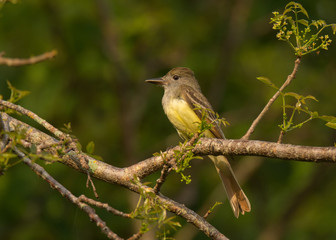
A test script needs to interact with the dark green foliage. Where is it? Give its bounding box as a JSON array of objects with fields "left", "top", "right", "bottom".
[{"left": 1, "top": 1, "right": 336, "bottom": 240}]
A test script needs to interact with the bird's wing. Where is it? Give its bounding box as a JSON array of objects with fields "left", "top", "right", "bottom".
[{"left": 180, "top": 85, "right": 225, "bottom": 139}]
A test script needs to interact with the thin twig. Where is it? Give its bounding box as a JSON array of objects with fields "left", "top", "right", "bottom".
[
  {"left": 0, "top": 138, "right": 11, "bottom": 153},
  {"left": 203, "top": 202, "right": 223, "bottom": 219},
  {"left": 11, "top": 146, "right": 122, "bottom": 240},
  {"left": 86, "top": 172, "right": 99, "bottom": 198},
  {"left": 277, "top": 130, "right": 285, "bottom": 143},
  {"left": 153, "top": 132, "right": 201, "bottom": 194},
  {"left": 0, "top": 101, "right": 100, "bottom": 203},
  {"left": 242, "top": 57, "right": 301, "bottom": 140},
  {"left": 127, "top": 232, "right": 144, "bottom": 240},
  {"left": 153, "top": 164, "right": 172, "bottom": 194},
  {"left": 0, "top": 99, "right": 67, "bottom": 140},
  {"left": 78, "top": 195, "right": 132, "bottom": 218},
  {"left": 78, "top": 195, "right": 143, "bottom": 240},
  {"left": 0, "top": 50, "right": 57, "bottom": 66}
]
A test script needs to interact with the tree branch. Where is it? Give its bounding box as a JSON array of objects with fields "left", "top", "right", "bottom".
[
  {"left": 242, "top": 56, "right": 301, "bottom": 140},
  {"left": 2, "top": 112, "right": 335, "bottom": 183},
  {"left": 0, "top": 99, "right": 67, "bottom": 140},
  {"left": 78, "top": 195, "right": 132, "bottom": 218},
  {"left": 193, "top": 138, "right": 336, "bottom": 163},
  {"left": 1, "top": 104, "right": 334, "bottom": 239},
  {"left": 0, "top": 112, "right": 228, "bottom": 240},
  {"left": 17, "top": 150, "right": 122, "bottom": 240},
  {"left": 0, "top": 50, "right": 57, "bottom": 66}
]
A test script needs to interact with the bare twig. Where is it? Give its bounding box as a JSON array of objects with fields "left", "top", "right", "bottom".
[
  {"left": 153, "top": 164, "right": 172, "bottom": 194},
  {"left": 11, "top": 146, "right": 122, "bottom": 240},
  {"left": 86, "top": 172, "right": 99, "bottom": 198},
  {"left": 78, "top": 195, "right": 132, "bottom": 218},
  {"left": 0, "top": 50, "right": 57, "bottom": 66},
  {"left": 0, "top": 138, "right": 11, "bottom": 153},
  {"left": 203, "top": 202, "right": 223, "bottom": 219},
  {"left": 0, "top": 101, "right": 99, "bottom": 201},
  {"left": 127, "top": 232, "right": 144, "bottom": 240},
  {"left": 242, "top": 57, "right": 301, "bottom": 140},
  {"left": 153, "top": 132, "right": 201, "bottom": 193},
  {"left": 0, "top": 99, "right": 67, "bottom": 140},
  {"left": 277, "top": 130, "right": 285, "bottom": 143}
]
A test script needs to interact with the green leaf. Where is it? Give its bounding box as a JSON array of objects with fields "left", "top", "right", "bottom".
[
  {"left": 86, "top": 141, "right": 95, "bottom": 154},
  {"left": 7, "top": 81, "right": 30, "bottom": 103},
  {"left": 297, "top": 19, "right": 309, "bottom": 27},
  {"left": 285, "top": 2, "right": 297, "bottom": 9},
  {"left": 325, "top": 122, "right": 336, "bottom": 129},
  {"left": 304, "top": 95, "right": 318, "bottom": 102},
  {"left": 61, "top": 122, "right": 73, "bottom": 134},
  {"left": 298, "top": 7, "right": 309, "bottom": 19},
  {"left": 317, "top": 19, "right": 326, "bottom": 27},
  {"left": 41, "top": 154, "right": 61, "bottom": 162},
  {"left": 167, "top": 219, "right": 181, "bottom": 230},
  {"left": 30, "top": 144, "right": 37, "bottom": 154},
  {"left": 318, "top": 115, "right": 336, "bottom": 123},
  {"left": 283, "top": 7, "right": 293, "bottom": 16},
  {"left": 311, "top": 111, "right": 319, "bottom": 118},
  {"left": 140, "top": 222, "right": 149, "bottom": 233},
  {"left": 284, "top": 92, "right": 302, "bottom": 99},
  {"left": 311, "top": 20, "right": 319, "bottom": 29},
  {"left": 1, "top": 153, "right": 17, "bottom": 159},
  {"left": 256, "top": 76, "right": 278, "bottom": 89},
  {"left": 158, "top": 209, "right": 166, "bottom": 223},
  {"left": 285, "top": 2, "right": 309, "bottom": 18},
  {"left": 331, "top": 24, "right": 336, "bottom": 34}
]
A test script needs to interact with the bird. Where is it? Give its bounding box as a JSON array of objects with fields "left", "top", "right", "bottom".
[{"left": 146, "top": 67, "right": 251, "bottom": 218}]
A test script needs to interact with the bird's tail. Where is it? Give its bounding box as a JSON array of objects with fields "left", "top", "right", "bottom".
[{"left": 208, "top": 155, "right": 251, "bottom": 218}]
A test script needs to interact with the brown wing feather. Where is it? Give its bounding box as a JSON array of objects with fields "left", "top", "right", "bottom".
[{"left": 180, "top": 85, "right": 225, "bottom": 139}]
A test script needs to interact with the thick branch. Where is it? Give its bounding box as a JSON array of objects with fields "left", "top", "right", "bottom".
[
  {"left": 193, "top": 138, "right": 336, "bottom": 163},
  {"left": 2, "top": 112, "right": 335, "bottom": 183}
]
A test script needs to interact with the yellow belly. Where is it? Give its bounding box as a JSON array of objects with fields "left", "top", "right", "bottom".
[{"left": 164, "top": 98, "right": 213, "bottom": 139}]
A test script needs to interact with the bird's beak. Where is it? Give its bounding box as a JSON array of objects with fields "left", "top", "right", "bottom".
[{"left": 145, "top": 78, "right": 166, "bottom": 85}]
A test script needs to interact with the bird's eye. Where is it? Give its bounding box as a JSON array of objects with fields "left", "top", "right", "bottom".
[{"left": 173, "top": 75, "right": 179, "bottom": 80}]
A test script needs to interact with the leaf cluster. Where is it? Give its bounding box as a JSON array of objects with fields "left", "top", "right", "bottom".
[
  {"left": 172, "top": 106, "right": 228, "bottom": 184},
  {"left": 257, "top": 77, "right": 336, "bottom": 133},
  {"left": 0, "top": 129, "right": 25, "bottom": 175},
  {"left": 131, "top": 177, "right": 181, "bottom": 238},
  {"left": 270, "top": 2, "right": 336, "bottom": 56}
]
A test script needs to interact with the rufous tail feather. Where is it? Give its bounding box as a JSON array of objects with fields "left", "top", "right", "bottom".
[{"left": 208, "top": 155, "right": 251, "bottom": 218}]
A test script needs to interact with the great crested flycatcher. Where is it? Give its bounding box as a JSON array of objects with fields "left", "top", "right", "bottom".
[{"left": 146, "top": 67, "right": 251, "bottom": 218}]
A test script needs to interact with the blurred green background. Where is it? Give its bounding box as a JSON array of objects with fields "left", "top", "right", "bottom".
[{"left": 0, "top": 0, "right": 336, "bottom": 239}]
